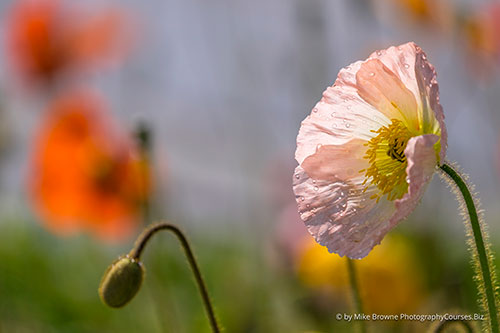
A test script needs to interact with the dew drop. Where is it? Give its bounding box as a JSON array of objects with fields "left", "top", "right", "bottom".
[
  {"left": 404, "top": 63, "right": 410, "bottom": 69},
  {"left": 345, "top": 122, "right": 351, "bottom": 128},
  {"left": 314, "top": 186, "right": 319, "bottom": 191},
  {"left": 369, "top": 72, "right": 375, "bottom": 77},
  {"left": 306, "top": 204, "right": 310, "bottom": 208},
  {"left": 347, "top": 105, "right": 352, "bottom": 110},
  {"left": 330, "top": 112, "right": 336, "bottom": 118},
  {"left": 332, "top": 123, "right": 338, "bottom": 128},
  {"left": 316, "top": 144, "right": 322, "bottom": 150},
  {"left": 300, "top": 196, "right": 305, "bottom": 201},
  {"left": 312, "top": 107, "right": 318, "bottom": 113},
  {"left": 422, "top": 54, "right": 427, "bottom": 60},
  {"left": 295, "top": 174, "right": 300, "bottom": 179},
  {"left": 312, "top": 180, "right": 316, "bottom": 184},
  {"left": 350, "top": 230, "right": 363, "bottom": 243},
  {"left": 376, "top": 51, "right": 382, "bottom": 56}
]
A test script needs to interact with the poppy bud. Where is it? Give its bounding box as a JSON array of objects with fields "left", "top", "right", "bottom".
[{"left": 98, "top": 256, "right": 144, "bottom": 308}]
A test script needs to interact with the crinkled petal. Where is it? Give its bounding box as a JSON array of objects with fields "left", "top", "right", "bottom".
[
  {"left": 370, "top": 42, "right": 447, "bottom": 162},
  {"left": 293, "top": 166, "right": 397, "bottom": 259},
  {"left": 301, "top": 139, "right": 368, "bottom": 181},
  {"left": 295, "top": 66, "right": 390, "bottom": 165},
  {"left": 389, "top": 134, "right": 439, "bottom": 228},
  {"left": 356, "top": 58, "right": 420, "bottom": 131}
]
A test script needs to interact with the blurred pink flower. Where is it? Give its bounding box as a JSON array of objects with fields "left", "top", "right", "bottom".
[{"left": 293, "top": 42, "right": 447, "bottom": 259}]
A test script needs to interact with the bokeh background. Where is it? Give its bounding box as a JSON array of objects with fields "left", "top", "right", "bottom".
[{"left": 0, "top": 0, "right": 499, "bottom": 332}]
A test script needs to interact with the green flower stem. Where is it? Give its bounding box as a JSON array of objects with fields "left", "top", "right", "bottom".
[
  {"left": 434, "top": 319, "right": 474, "bottom": 333},
  {"left": 347, "top": 258, "right": 366, "bottom": 333},
  {"left": 440, "top": 163, "right": 499, "bottom": 332},
  {"left": 130, "top": 222, "right": 220, "bottom": 333}
]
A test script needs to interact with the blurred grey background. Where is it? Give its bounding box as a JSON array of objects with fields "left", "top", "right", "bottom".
[{"left": 0, "top": 0, "right": 499, "bottom": 243}]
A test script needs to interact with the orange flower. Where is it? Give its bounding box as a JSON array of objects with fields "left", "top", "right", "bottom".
[
  {"left": 464, "top": 4, "right": 500, "bottom": 63},
  {"left": 6, "top": 0, "right": 133, "bottom": 83},
  {"left": 29, "top": 91, "right": 150, "bottom": 241}
]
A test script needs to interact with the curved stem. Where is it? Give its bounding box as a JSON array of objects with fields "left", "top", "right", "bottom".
[
  {"left": 347, "top": 258, "right": 366, "bottom": 333},
  {"left": 434, "top": 319, "right": 474, "bottom": 333},
  {"left": 130, "top": 222, "right": 220, "bottom": 333},
  {"left": 440, "top": 163, "right": 499, "bottom": 332}
]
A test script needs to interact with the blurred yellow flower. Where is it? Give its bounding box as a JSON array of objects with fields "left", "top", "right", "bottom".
[{"left": 296, "top": 234, "right": 425, "bottom": 314}]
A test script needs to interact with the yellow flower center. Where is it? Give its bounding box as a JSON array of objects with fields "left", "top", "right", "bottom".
[{"left": 361, "top": 119, "right": 412, "bottom": 202}]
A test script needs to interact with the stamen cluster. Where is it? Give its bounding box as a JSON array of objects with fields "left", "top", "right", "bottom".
[{"left": 361, "top": 119, "right": 412, "bottom": 201}]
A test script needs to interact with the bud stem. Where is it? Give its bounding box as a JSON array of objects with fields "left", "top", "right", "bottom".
[
  {"left": 440, "top": 163, "right": 499, "bottom": 332},
  {"left": 434, "top": 319, "right": 474, "bottom": 333},
  {"left": 130, "top": 222, "right": 220, "bottom": 333}
]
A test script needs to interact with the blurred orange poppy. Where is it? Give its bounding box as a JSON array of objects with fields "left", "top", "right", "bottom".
[
  {"left": 29, "top": 91, "right": 150, "bottom": 241},
  {"left": 464, "top": 4, "right": 500, "bottom": 64},
  {"left": 372, "top": 0, "right": 454, "bottom": 35},
  {"left": 6, "top": 0, "right": 133, "bottom": 84}
]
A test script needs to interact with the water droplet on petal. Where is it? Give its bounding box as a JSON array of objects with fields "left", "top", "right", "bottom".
[
  {"left": 300, "top": 196, "right": 305, "bottom": 201},
  {"left": 312, "top": 180, "right": 316, "bottom": 184},
  {"left": 369, "top": 72, "right": 375, "bottom": 77},
  {"left": 314, "top": 186, "right": 319, "bottom": 191},
  {"left": 312, "top": 107, "right": 318, "bottom": 113},
  {"left": 316, "top": 144, "right": 322, "bottom": 150},
  {"left": 306, "top": 204, "right": 310, "bottom": 208},
  {"left": 404, "top": 63, "right": 410, "bottom": 69},
  {"left": 350, "top": 230, "right": 363, "bottom": 243},
  {"left": 347, "top": 105, "right": 352, "bottom": 110},
  {"left": 330, "top": 112, "right": 336, "bottom": 118},
  {"left": 295, "top": 174, "right": 300, "bottom": 179},
  {"left": 376, "top": 51, "right": 382, "bottom": 56},
  {"left": 345, "top": 122, "right": 350, "bottom": 128}
]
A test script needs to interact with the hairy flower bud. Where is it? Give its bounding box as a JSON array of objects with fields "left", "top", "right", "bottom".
[{"left": 98, "top": 256, "right": 144, "bottom": 308}]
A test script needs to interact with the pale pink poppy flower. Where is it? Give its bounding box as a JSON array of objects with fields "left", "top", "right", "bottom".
[{"left": 293, "top": 42, "right": 447, "bottom": 259}]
